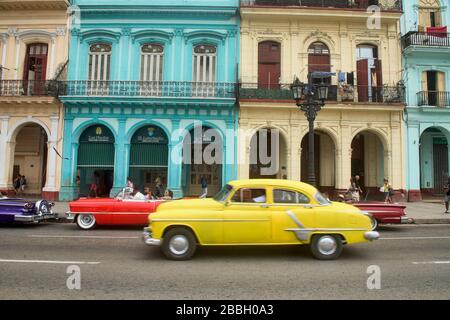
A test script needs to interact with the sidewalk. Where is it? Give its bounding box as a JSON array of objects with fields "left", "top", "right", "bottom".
[
  {"left": 50, "top": 201, "right": 450, "bottom": 225},
  {"left": 404, "top": 201, "right": 450, "bottom": 224}
]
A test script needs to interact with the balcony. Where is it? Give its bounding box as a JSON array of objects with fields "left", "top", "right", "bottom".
[
  {"left": 0, "top": 80, "right": 59, "bottom": 97},
  {"left": 239, "top": 83, "right": 405, "bottom": 104},
  {"left": 417, "top": 91, "right": 450, "bottom": 107},
  {"left": 58, "top": 81, "right": 237, "bottom": 100},
  {"left": 240, "top": 0, "right": 402, "bottom": 11},
  {"left": 402, "top": 31, "right": 450, "bottom": 49}
]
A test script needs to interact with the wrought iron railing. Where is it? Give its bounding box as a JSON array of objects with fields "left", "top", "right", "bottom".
[
  {"left": 417, "top": 91, "right": 450, "bottom": 107},
  {"left": 238, "top": 83, "right": 338, "bottom": 101},
  {"left": 240, "top": 0, "right": 402, "bottom": 11},
  {"left": 402, "top": 31, "right": 450, "bottom": 49},
  {"left": 0, "top": 80, "right": 59, "bottom": 97},
  {"left": 58, "top": 81, "right": 236, "bottom": 99},
  {"left": 239, "top": 83, "right": 404, "bottom": 103}
]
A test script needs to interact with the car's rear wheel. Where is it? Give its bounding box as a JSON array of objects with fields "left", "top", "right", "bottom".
[
  {"left": 310, "top": 234, "right": 343, "bottom": 260},
  {"left": 76, "top": 214, "right": 96, "bottom": 230},
  {"left": 162, "top": 228, "right": 197, "bottom": 260}
]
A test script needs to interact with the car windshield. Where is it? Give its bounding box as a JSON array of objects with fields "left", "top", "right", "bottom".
[
  {"left": 213, "top": 184, "right": 234, "bottom": 202},
  {"left": 315, "top": 192, "right": 331, "bottom": 205}
]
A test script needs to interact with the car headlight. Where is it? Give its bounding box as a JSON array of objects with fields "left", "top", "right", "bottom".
[{"left": 24, "top": 202, "right": 34, "bottom": 210}]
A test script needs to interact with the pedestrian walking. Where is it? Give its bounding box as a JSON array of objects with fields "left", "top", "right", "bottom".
[
  {"left": 154, "top": 177, "right": 163, "bottom": 198},
  {"left": 444, "top": 176, "right": 450, "bottom": 213},
  {"left": 347, "top": 177, "right": 360, "bottom": 203},
  {"left": 354, "top": 175, "right": 363, "bottom": 199},
  {"left": 13, "top": 174, "right": 21, "bottom": 194},
  {"left": 200, "top": 176, "right": 208, "bottom": 199},
  {"left": 19, "top": 175, "right": 27, "bottom": 193},
  {"left": 380, "top": 178, "right": 393, "bottom": 204}
]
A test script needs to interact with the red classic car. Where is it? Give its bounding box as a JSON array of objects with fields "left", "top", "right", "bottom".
[
  {"left": 353, "top": 202, "right": 413, "bottom": 230},
  {"left": 66, "top": 191, "right": 165, "bottom": 230}
]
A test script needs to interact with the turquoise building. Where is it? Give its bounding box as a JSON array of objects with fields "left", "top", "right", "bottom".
[
  {"left": 402, "top": 0, "right": 450, "bottom": 201},
  {"left": 59, "top": 0, "right": 239, "bottom": 200}
]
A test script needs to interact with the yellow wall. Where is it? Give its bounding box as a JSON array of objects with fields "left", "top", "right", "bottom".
[
  {"left": 0, "top": 2, "right": 67, "bottom": 197},
  {"left": 238, "top": 7, "right": 406, "bottom": 193}
]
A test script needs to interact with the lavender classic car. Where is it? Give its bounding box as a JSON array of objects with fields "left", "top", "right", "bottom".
[{"left": 0, "top": 197, "right": 56, "bottom": 224}]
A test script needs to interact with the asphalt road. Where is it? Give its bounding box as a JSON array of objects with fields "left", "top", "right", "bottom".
[{"left": 0, "top": 223, "right": 449, "bottom": 300}]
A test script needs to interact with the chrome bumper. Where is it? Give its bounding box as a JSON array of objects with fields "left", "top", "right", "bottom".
[
  {"left": 143, "top": 227, "right": 161, "bottom": 246},
  {"left": 401, "top": 216, "right": 414, "bottom": 224},
  {"left": 364, "top": 231, "right": 380, "bottom": 241},
  {"left": 66, "top": 212, "right": 76, "bottom": 222},
  {"left": 14, "top": 212, "right": 57, "bottom": 223}
]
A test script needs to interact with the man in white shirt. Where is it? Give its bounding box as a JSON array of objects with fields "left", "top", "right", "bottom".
[{"left": 253, "top": 194, "right": 266, "bottom": 203}]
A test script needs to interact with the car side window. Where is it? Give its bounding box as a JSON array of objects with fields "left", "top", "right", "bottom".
[
  {"left": 231, "top": 188, "right": 267, "bottom": 203},
  {"left": 273, "top": 189, "right": 310, "bottom": 204}
]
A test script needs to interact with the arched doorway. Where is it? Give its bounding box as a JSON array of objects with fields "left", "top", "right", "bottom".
[
  {"left": 258, "top": 41, "right": 281, "bottom": 89},
  {"left": 351, "top": 131, "right": 386, "bottom": 199},
  {"left": 420, "top": 127, "right": 449, "bottom": 196},
  {"left": 249, "top": 128, "right": 287, "bottom": 179},
  {"left": 301, "top": 130, "right": 335, "bottom": 193},
  {"left": 129, "top": 125, "right": 169, "bottom": 193},
  {"left": 182, "top": 125, "right": 223, "bottom": 197},
  {"left": 12, "top": 124, "right": 48, "bottom": 196},
  {"left": 77, "top": 125, "right": 115, "bottom": 197}
]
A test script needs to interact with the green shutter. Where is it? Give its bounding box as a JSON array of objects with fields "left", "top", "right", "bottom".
[
  {"left": 78, "top": 143, "right": 115, "bottom": 167},
  {"left": 130, "top": 144, "right": 168, "bottom": 167}
]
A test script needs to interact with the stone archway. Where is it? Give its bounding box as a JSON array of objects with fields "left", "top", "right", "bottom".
[
  {"left": 10, "top": 123, "right": 48, "bottom": 197},
  {"left": 249, "top": 127, "right": 288, "bottom": 179},
  {"left": 300, "top": 129, "right": 336, "bottom": 194}
]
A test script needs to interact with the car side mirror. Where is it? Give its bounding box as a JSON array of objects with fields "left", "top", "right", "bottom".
[{"left": 224, "top": 201, "right": 231, "bottom": 207}]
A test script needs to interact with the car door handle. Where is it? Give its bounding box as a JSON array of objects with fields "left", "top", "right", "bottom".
[{"left": 260, "top": 204, "right": 269, "bottom": 208}]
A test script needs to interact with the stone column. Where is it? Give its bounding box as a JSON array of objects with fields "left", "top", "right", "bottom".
[
  {"left": 0, "top": 116, "right": 12, "bottom": 194},
  {"left": 168, "top": 120, "right": 183, "bottom": 198},
  {"left": 42, "top": 116, "right": 60, "bottom": 200},
  {"left": 407, "top": 123, "right": 422, "bottom": 201},
  {"left": 110, "top": 119, "right": 127, "bottom": 197}
]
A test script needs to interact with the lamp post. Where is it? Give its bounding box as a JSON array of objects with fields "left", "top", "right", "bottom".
[{"left": 291, "top": 73, "right": 329, "bottom": 187}]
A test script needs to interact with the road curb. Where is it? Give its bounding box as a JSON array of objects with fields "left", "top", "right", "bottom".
[{"left": 412, "top": 219, "right": 450, "bottom": 225}]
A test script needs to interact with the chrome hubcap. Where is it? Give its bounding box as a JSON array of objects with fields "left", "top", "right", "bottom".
[
  {"left": 80, "top": 215, "right": 94, "bottom": 226},
  {"left": 169, "top": 235, "right": 189, "bottom": 255},
  {"left": 317, "top": 236, "right": 337, "bottom": 255}
]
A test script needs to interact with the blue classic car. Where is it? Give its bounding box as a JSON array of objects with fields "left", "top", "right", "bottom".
[{"left": 0, "top": 197, "right": 56, "bottom": 224}]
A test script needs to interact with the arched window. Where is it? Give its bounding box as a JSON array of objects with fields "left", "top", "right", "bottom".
[
  {"left": 258, "top": 41, "right": 281, "bottom": 89},
  {"left": 140, "top": 43, "right": 164, "bottom": 82},
  {"left": 193, "top": 45, "right": 216, "bottom": 83},
  {"left": 419, "top": 0, "right": 442, "bottom": 29},
  {"left": 88, "top": 43, "right": 112, "bottom": 81},
  {"left": 308, "top": 42, "right": 330, "bottom": 84}
]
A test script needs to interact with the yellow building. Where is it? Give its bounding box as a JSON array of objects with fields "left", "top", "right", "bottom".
[
  {"left": 238, "top": 1, "right": 406, "bottom": 199},
  {"left": 0, "top": 0, "right": 68, "bottom": 200}
]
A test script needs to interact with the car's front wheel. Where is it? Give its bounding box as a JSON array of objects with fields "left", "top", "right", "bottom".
[
  {"left": 76, "top": 214, "right": 96, "bottom": 230},
  {"left": 370, "top": 217, "right": 379, "bottom": 231},
  {"left": 310, "top": 234, "right": 343, "bottom": 260},
  {"left": 162, "top": 228, "right": 197, "bottom": 261}
]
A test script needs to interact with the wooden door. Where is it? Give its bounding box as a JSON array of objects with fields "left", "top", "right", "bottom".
[
  {"left": 258, "top": 41, "right": 281, "bottom": 89},
  {"left": 23, "top": 44, "right": 48, "bottom": 95},
  {"left": 357, "top": 59, "right": 369, "bottom": 102}
]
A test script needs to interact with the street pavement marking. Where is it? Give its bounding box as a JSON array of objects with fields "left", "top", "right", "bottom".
[
  {"left": 412, "top": 261, "right": 450, "bottom": 265},
  {"left": 0, "top": 259, "right": 100, "bottom": 265},
  {"left": 381, "top": 236, "right": 450, "bottom": 240},
  {"left": 28, "top": 235, "right": 139, "bottom": 239}
]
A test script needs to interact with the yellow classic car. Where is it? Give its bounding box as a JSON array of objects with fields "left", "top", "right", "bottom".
[{"left": 143, "top": 179, "right": 379, "bottom": 260}]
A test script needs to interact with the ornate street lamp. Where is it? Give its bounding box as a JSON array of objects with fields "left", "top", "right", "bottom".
[{"left": 291, "top": 73, "right": 330, "bottom": 187}]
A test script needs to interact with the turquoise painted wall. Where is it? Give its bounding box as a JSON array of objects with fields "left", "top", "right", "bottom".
[
  {"left": 60, "top": 0, "right": 240, "bottom": 200},
  {"left": 402, "top": 0, "right": 450, "bottom": 195}
]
